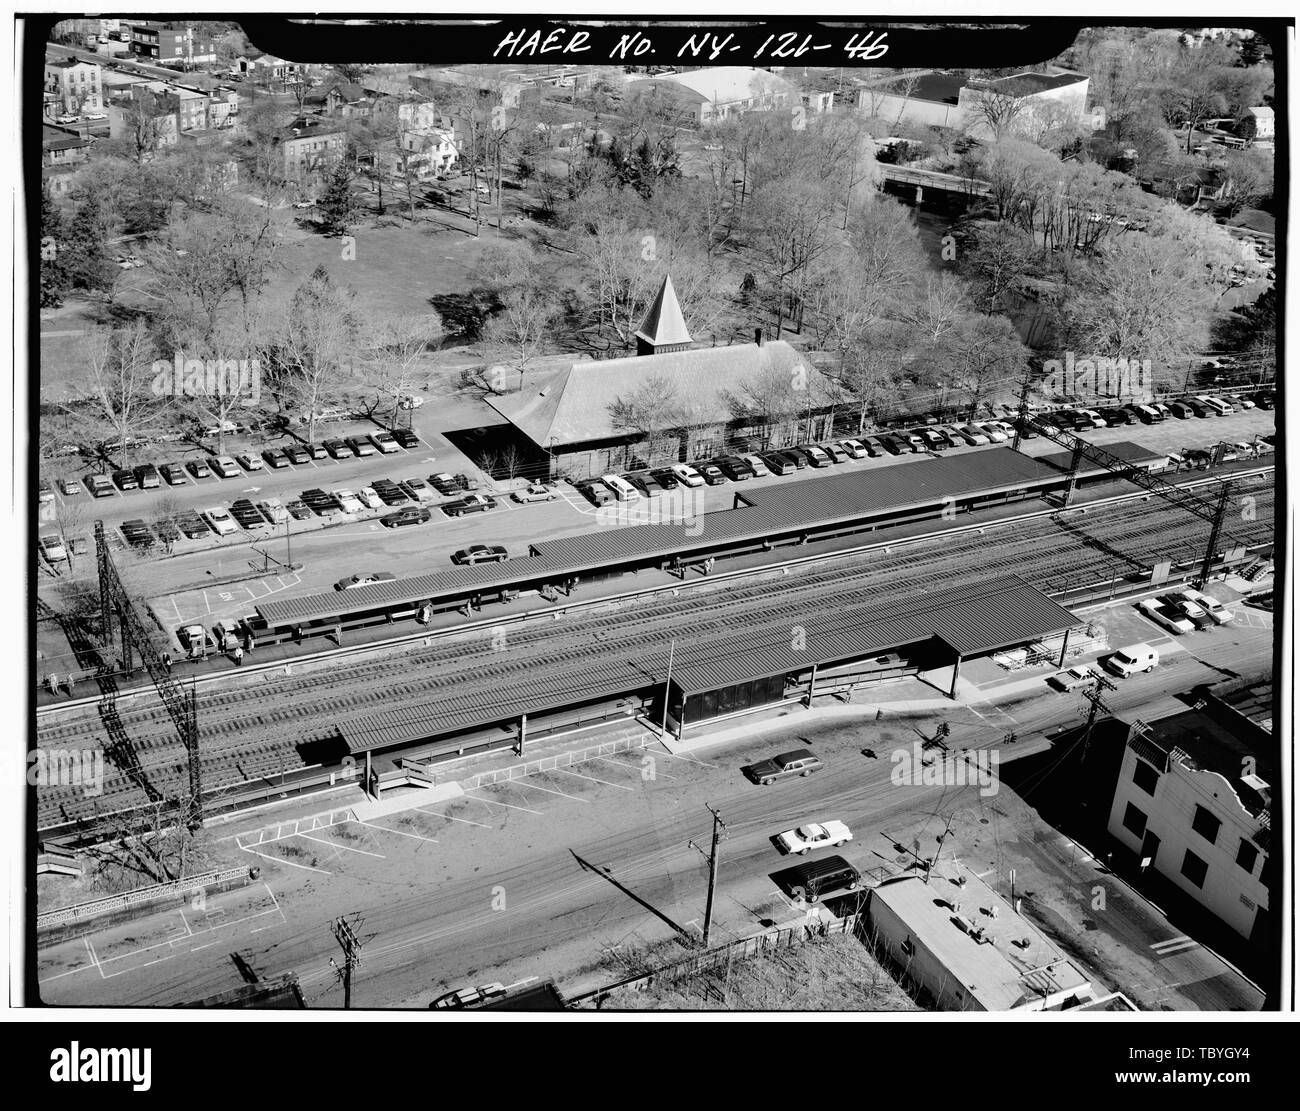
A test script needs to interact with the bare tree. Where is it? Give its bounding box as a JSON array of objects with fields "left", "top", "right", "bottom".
[
  {"left": 608, "top": 374, "right": 682, "bottom": 464},
  {"left": 68, "top": 323, "right": 159, "bottom": 469}
]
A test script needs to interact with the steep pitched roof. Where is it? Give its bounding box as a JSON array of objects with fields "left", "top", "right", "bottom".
[
  {"left": 486, "top": 339, "right": 813, "bottom": 447},
  {"left": 634, "top": 274, "right": 692, "bottom": 349}
]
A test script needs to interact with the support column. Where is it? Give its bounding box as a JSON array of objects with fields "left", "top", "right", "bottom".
[
  {"left": 365, "top": 750, "right": 372, "bottom": 798},
  {"left": 517, "top": 713, "right": 527, "bottom": 756},
  {"left": 1057, "top": 628, "right": 1072, "bottom": 668},
  {"left": 1063, "top": 442, "right": 1085, "bottom": 506},
  {"left": 806, "top": 663, "right": 818, "bottom": 707},
  {"left": 949, "top": 653, "right": 963, "bottom": 699}
]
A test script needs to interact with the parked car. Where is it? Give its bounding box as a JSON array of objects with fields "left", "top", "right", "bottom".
[
  {"left": 1182, "top": 398, "right": 1214, "bottom": 418},
  {"left": 695, "top": 462, "right": 728, "bottom": 485},
  {"left": 112, "top": 469, "right": 139, "bottom": 491},
  {"left": 1100, "top": 407, "right": 1133, "bottom": 426},
  {"left": 119, "top": 520, "right": 154, "bottom": 548},
  {"left": 134, "top": 463, "right": 161, "bottom": 489},
  {"left": 787, "top": 856, "right": 860, "bottom": 903},
  {"left": 211, "top": 456, "right": 241, "bottom": 478},
  {"left": 1158, "top": 593, "right": 1216, "bottom": 631},
  {"left": 159, "top": 463, "right": 187, "bottom": 486},
  {"left": 512, "top": 481, "right": 558, "bottom": 503},
  {"left": 839, "top": 438, "right": 869, "bottom": 459},
  {"left": 381, "top": 506, "right": 432, "bottom": 528},
  {"left": 230, "top": 499, "right": 267, "bottom": 529},
  {"left": 1178, "top": 587, "right": 1233, "bottom": 625},
  {"left": 452, "top": 544, "right": 509, "bottom": 565},
  {"left": 820, "top": 441, "right": 849, "bottom": 463},
  {"left": 38, "top": 534, "right": 68, "bottom": 563},
  {"left": 1104, "top": 643, "right": 1159, "bottom": 677},
  {"left": 576, "top": 480, "right": 614, "bottom": 507},
  {"left": 1048, "top": 664, "right": 1097, "bottom": 691},
  {"left": 601, "top": 474, "right": 641, "bottom": 501},
  {"left": 57, "top": 478, "right": 81, "bottom": 496},
  {"left": 430, "top": 983, "right": 507, "bottom": 1010},
  {"left": 335, "top": 571, "right": 397, "bottom": 591},
  {"left": 183, "top": 459, "right": 212, "bottom": 482},
  {"left": 776, "top": 820, "right": 853, "bottom": 856},
  {"left": 391, "top": 428, "right": 421, "bottom": 449},
  {"left": 356, "top": 487, "right": 384, "bottom": 510},
  {"left": 305, "top": 442, "right": 329, "bottom": 460},
  {"left": 370, "top": 430, "right": 401, "bottom": 454},
  {"left": 301, "top": 488, "right": 342, "bottom": 515},
  {"left": 956, "top": 425, "right": 990, "bottom": 446},
  {"left": 1250, "top": 391, "right": 1274, "bottom": 410},
  {"left": 428, "top": 472, "right": 465, "bottom": 496},
  {"left": 442, "top": 494, "right": 497, "bottom": 517},
  {"left": 1166, "top": 401, "right": 1195, "bottom": 420},
  {"left": 86, "top": 474, "right": 115, "bottom": 498},
  {"left": 256, "top": 497, "right": 289, "bottom": 524},
  {"left": 743, "top": 748, "right": 824, "bottom": 786},
  {"left": 283, "top": 443, "right": 311, "bottom": 465},
  {"left": 1196, "top": 394, "right": 1234, "bottom": 415},
  {"left": 261, "top": 447, "right": 290, "bottom": 469},
  {"left": 758, "top": 452, "right": 796, "bottom": 475},
  {"left": 174, "top": 509, "right": 209, "bottom": 538},
  {"left": 670, "top": 463, "right": 705, "bottom": 487},
  {"left": 399, "top": 478, "right": 437, "bottom": 504},
  {"left": 346, "top": 435, "right": 377, "bottom": 457},
  {"left": 333, "top": 489, "right": 365, "bottom": 514},
  {"left": 791, "top": 445, "right": 830, "bottom": 469},
  {"left": 716, "top": 455, "right": 755, "bottom": 480},
  {"left": 324, "top": 438, "right": 353, "bottom": 459},
  {"left": 742, "top": 453, "right": 772, "bottom": 476},
  {"left": 975, "top": 423, "right": 1008, "bottom": 443},
  {"left": 1184, "top": 449, "right": 1212, "bottom": 468},
  {"left": 1138, "top": 597, "right": 1195, "bottom": 636},
  {"left": 285, "top": 499, "right": 313, "bottom": 521},
  {"left": 624, "top": 473, "right": 661, "bottom": 499}
]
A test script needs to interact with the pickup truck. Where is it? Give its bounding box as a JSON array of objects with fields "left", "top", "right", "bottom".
[{"left": 743, "top": 748, "right": 824, "bottom": 786}]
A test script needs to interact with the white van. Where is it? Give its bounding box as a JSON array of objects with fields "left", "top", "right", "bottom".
[
  {"left": 1197, "top": 395, "right": 1234, "bottom": 415},
  {"left": 601, "top": 474, "right": 641, "bottom": 502},
  {"left": 1104, "top": 643, "right": 1159, "bottom": 677}
]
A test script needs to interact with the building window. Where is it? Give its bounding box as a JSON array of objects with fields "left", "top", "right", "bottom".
[
  {"left": 1132, "top": 759, "right": 1159, "bottom": 796},
  {"left": 1180, "top": 849, "right": 1208, "bottom": 889},
  {"left": 1236, "top": 839, "right": 1259, "bottom": 875},
  {"left": 1121, "top": 802, "right": 1147, "bottom": 840},
  {"left": 1191, "top": 805, "right": 1221, "bottom": 846}
]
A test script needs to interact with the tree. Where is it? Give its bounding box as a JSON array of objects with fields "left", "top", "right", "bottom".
[
  {"left": 907, "top": 273, "right": 970, "bottom": 346},
  {"left": 61, "top": 192, "right": 116, "bottom": 294},
  {"left": 362, "top": 314, "right": 442, "bottom": 426},
  {"left": 1161, "top": 71, "right": 1229, "bottom": 153},
  {"left": 39, "top": 181, "right": 68, "bottom": 308},
  {"left": 481, "top": 289, "right": 561, "bottom": 389},
  {"left": 959, "top": 222, "right": 1036, "bottom": 315},
  {"left": 747, "top": 173, "right": 837, "bottom": 337},
  {"left": 720, "top": 363, "right": 809, "bottom": 448},
  {"left": 118, "top": 89, "right": 173, "bottom": 164},
  {"left": 1215, "top": 148, "right": 1273, "bottom": 214},
  {"left": 317, "top": 158, "right": 356, "bottom": 236},
  {"left": 278, "top": 266, "right": 364, "bottom": 441},
  {"left": 937, "top": 313, "right": 1028, "bottom": 418},
  {"left": 67, "top": 322, "right": 159, "bottom": 469},
  {"left": 608, "top": 374, "right": 682, "bottom": 465},
  {"left": 964, "top": 85, "right": 1030, "bottom": 141}
]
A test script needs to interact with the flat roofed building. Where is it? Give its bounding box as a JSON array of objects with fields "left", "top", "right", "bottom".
[
  {"left": 867, "top": 865, "right": 1095, "bottom": 1011},
  {"left": 625, "top": 66, "right": 798, "bottom": 123}
]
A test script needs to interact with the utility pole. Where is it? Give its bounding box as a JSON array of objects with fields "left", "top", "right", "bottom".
[
  {"left": 330, "top": 913, "right": 369, "bottom": 1009},
  {"left": 1197, "top": 480, "right": 1234, "bottom": 587},
  {"left": 927, "top": 812, "right": 960, "bottom": 882},
  {"left": 688, "top": 805, "right": 726, "bottom": 947},
  {"left": 1080, "top": 673, "right": 1118, "bottom": 759},
  {"left": 1010, "top": 364, "right": 1034, "bottom": 453}
]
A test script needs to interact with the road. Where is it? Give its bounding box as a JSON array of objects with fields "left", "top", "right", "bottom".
[{"left": 37, "top": 630, "right": 1269, "bottom": 1010}]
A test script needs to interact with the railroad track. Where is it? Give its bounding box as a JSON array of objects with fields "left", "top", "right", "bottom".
[{"left": 35, "top": 473, "right": 1275, "bottom": 826}]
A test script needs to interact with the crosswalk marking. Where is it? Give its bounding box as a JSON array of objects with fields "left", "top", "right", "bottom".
[{"left": 1151, "top": 935, "right": 1199, "bottom": 956}]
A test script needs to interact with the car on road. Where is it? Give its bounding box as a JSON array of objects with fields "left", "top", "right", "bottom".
[
  {"left": 695, "top": 462, "right": 728, "bottom": 485},
  {"left": 370, "top": 430, "right": 401, "bottom": 454},
  {"left": 356, "top": 487, "right": 384, "bottom": 510},
  {"left": 230, "top": 499, "right": 267, "bottom": 529},
  {"left": 1177, "top": 587, "right": 1232, "bottom": 625},
  {"left": 283, "top": 444, "right": 311, "bottom": 465},
  {"left": 758, "top": 452, "right": 796, "bottom": 475},
  {"left": 381, "top": 506, "right": 432, "bottom": 528},
  {"left": 134, "top": 463, "right": 161, "bottom": 489},
  {"left": 452, "top": 544, "right": 509, "bottom": 565},
  {"left": 286, "top": 499, "right": 313, "bottom": 521},
  {"left": 743, "top": 748, "right": 824, "bottom": 786},
  {"left": 1104, "top": 643, "right": 1159, "bottom": 677},
  {"left": 211, "top": 456, "right": 241, "bottom": 478},
  {"left": 261, "top": 447, "right": 290, "bottom": 469},
  {"left": 787, "top": 855, "right": 860, "bottom": 903},
  {"left": 112, "top": 469, "right": 139, "bottom": 491},
  {"left": 512, "top": 481, "right": 558, "bottom": 504},
  {"left": 333, "top": 489, "right": 365, "bottom": 514},
  {"left": 430, "top": 983, "right": 507, "bottom": 1010},
  {"left": 159, "top": 463, "right": 187, "bottom": 486},
  {"left": 38, "top": 534, "right": 68, "bottom": 563},
  {"left": 391, "top": 428, "right": 420, "bottom": 449},
  {"left": 120, "top": 519, "right": 155, "bottom": 548},
  {"left": 442, "top": 493, "right": 498, "bottom": 517},
  {"left": 1138, "top": 597, "right": 1195, "bottom": 635},
  {"left": 85, "top": 474, "right": 115, "bottom": 498},
  {"left": 575, "top": 480, "right": 614, "bottom": 507},
  {"left": 256, "top": 497, "right": 289, "bottom": 524},
  {"left": 346, "top": 435, "right": 377, "bottom": 457},
  {"left": 173, "top": 509, "right": 209, "bottom": 538},
  {"left": 776, "top": 820, "right": 853, "bottom": 856},
  {"left": 324, "top": 438, "right": 353, "bottom": 460},
  {"left": 1048, "top": 664, "right": 1097, "bottom": 691},
  {"left": 670, "top": 463, "right": 705, "bottom": 487},
  {"left": 335, "top": 571, "right": 397, "bottom": 591}
]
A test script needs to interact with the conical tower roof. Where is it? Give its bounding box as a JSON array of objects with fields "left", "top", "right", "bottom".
[{"left": 634, "top": 274, "right": 692, "bottom": 350}]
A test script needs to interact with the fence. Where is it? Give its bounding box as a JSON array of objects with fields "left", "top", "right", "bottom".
[
  {"left": 567, "top": 914, "right": 860, "bottom": 1008},
  {"left": 36, "top": 865, "right": 255, "bottom": 931},
  {"left": 461, "top": 734, "right": 657, "bottom": 791}
]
